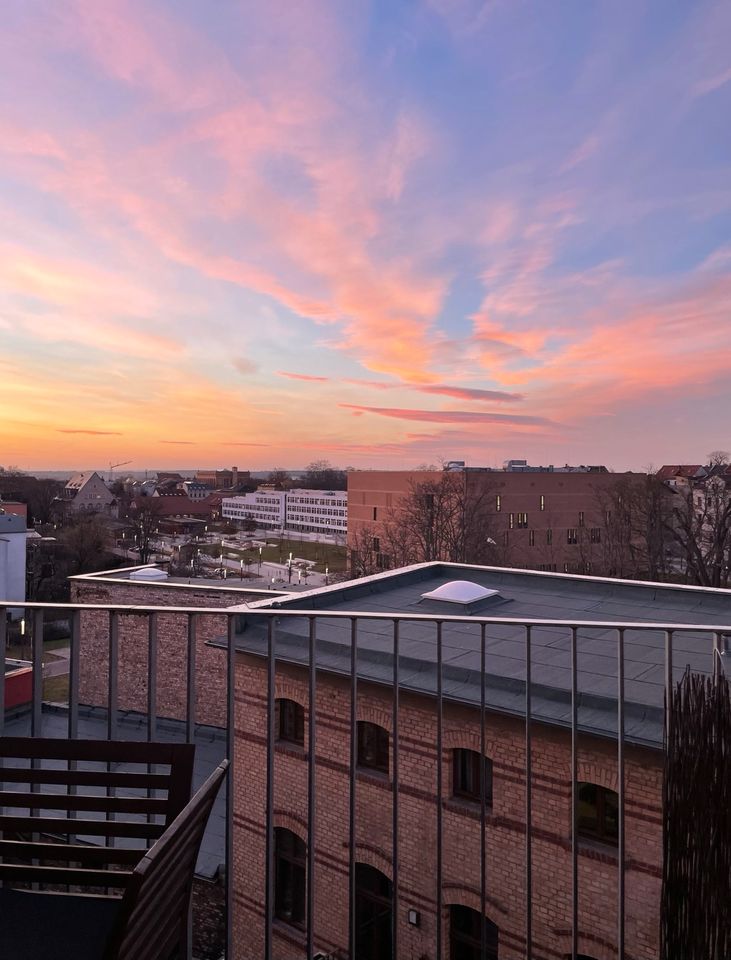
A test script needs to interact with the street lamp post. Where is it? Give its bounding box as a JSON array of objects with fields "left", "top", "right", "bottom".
[
  {"left": 288, "top": 551, "right": 293, "bottom": 583},
  {"left": 258, "top": 546, "right": 262, "bottom": 573}
]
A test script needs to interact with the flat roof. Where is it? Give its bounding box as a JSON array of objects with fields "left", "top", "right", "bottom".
[{"left": 222, "top": 563, "right": 731, "bottom": 749}]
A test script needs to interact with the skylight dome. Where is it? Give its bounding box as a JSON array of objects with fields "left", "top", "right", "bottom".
[{"left": 420, "top": 581, "right": 499, "bottom": 604}]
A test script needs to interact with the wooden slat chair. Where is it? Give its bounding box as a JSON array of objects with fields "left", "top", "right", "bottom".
[
  {"left": 0, "top": 737, "right": 195, "bottom": 892},
  {"left": 0, "top": 759, "right": 228, "bottom": 960}
]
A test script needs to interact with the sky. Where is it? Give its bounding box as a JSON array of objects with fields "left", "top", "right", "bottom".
[{"left": 0, "top": 0, "right": 730, "bottom": 473}]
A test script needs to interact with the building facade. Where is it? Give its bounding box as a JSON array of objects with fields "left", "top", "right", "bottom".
[
  {"left": 222, "top": 488, "right": 347, "bottom": 536},
  {"left": 0, "top": 511, "right": 27, "bottom": 618},
  {"left": 348, "top": 468, "right": 644, "bottom": 576},
  {"left": 62, "top": 471, "right": 116, "bottom": 515}
]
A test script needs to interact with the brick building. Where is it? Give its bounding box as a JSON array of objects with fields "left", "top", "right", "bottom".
[
  {"left": 70, "top": 561, "right": 731, "bottom": 960},
  {"left": 347, "top": 468, "right": 645, "bottom": 576}
]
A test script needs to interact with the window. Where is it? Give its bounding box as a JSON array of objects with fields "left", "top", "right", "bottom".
[
  {"left": 372, "top": 507, "right": 378, "bottom": 521},
  {"left": 452, "top": 749, "right": 493, "bottom": 805},
  {"left": 274, "top": 829, "right": 306, "bottom": 928},
  {"left": 276, "top": 698, "right": 304, "bottom": 746},
  {"left": 577, "top": 782, "right": 619, "bottom": 845},
  {"left": 495, "top": 494, "right": 501, "bottom": 512},
  {"left": 539, "top": 494, "right": 545, "bottom": 511},
  {"left": 357, "top": 721, "right": 389, "bottom": 775},
  {"left": 517, "top": 512, "right": 528, "bottom": 528},
  {"left": 567, "top": 528, "right": 578, "bottom": 545},
  {"left": 546, "top": 528, "right": 553, "bottom": 545},
  {"left": 578, "top": 511, "right": 585, "bottom": 527},
  {"left": 528, "top": 530, "right": 535, "bottom": 547},
  {"left": 355, "top": 864, "right": 392, "bottom": 960},
  {"left": 590, "top": 528, "right": 601, "bottom": 543},
  {"left": 372, "top": 537, "right": 380, "bottom": 553},
  {"left": 508, "top": 512, "right": 515, "bottom": 529},
  {"left": 449, "top": 904, "right": 498, "bottom": 960}
]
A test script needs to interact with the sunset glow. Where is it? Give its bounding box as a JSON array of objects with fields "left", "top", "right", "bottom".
[{"left": 1, "top": 0, "right": 730, "bottom": 470}]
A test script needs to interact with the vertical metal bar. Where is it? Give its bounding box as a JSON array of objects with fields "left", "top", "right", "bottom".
[
  {"left": 664, "top": 630, "right": 674, "bottom": 741},
  {"left": 147, "top": 613, "right": 158, "bottom": 743},
  {"left": 264, "top": 618, "right": 276, "bottom": 960},
  {"left": 392, "top": 619, "right": 400, "bottom": 960},
  {"left": 67, "top": 610, "right": 81, "bottom": 840},
  {"left": 107, "top": 611, "right": 119, "bottom": 851},
  {"left": 68, "top": 610, "right": 80, "bottom": 740},
  {"left": 349, "top": 618, "right": 358, "bottom": 960},
  {"left": 0, "top": 608, "right": 6, "bottom": 816},
  {"left": 307, "top": 617, "right": 317, "bottom": 960},
  {"left": 31, "top": 609, "right": 44, "bottom": 738},
  {"left": 108, "top": 611, "right": 119, "bottom": 741},
  {"left": 480, "top": 623, "right": 487, "bottom": 960},
  {"left": 186, "top": 614, "right": 197, "bottom": 743},
  {"left": 570, "top": 625, "right": 578, "bottom": 960},
  {"left": 436, "top": 621, "right": 443, "bottom": 960},
  {"left": 226, "top": 615, "right": 236, "bottom": 960},
  {"left": 617, "top": 629, "right": 625, "bottom": 960},
  {"left": 0, "top": 608, "right": 6, "bottom": 736},
  {"left": 525, "top": 625, "right": 533, "bottom": 960}
]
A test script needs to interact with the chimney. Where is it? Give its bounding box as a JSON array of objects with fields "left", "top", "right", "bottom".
[{"left": 232, "top": 466, "right": 238, "bottom": 488}]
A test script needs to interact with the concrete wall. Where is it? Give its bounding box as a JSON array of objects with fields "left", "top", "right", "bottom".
[{"left": 233, "top": 655, "right": 663, "bottom": 960}]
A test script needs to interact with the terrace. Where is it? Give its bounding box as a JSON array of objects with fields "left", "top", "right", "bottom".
[{"left": 2, "top": 562, "right": 730, "bottom": 959}]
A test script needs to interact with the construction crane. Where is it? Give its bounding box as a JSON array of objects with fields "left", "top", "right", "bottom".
[{"left": 108, "top": 460, "right": 132, "bottom": 482}]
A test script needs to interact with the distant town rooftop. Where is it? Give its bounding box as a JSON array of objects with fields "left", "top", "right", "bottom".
[{"left": 221, "top": 562, "right": 731, "bottom": 749}]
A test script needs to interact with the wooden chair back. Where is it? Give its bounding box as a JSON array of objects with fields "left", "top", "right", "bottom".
[
  {"left": 106, "top": 759, "right": 228, "bottom": 960},
  {"left": 0, "top": 737, "right": 195, "bottom": 891}
]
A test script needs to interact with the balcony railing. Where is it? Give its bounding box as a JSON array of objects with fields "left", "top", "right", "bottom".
[{"left": 1, "top": 598, "right": 729, "bottom": 960}]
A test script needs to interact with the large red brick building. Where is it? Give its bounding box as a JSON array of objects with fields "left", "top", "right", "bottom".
[{"left": 347, "top": 467, "right": 644, "bottom": 577}]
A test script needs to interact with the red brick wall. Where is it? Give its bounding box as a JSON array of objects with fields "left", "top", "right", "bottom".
[
  {"left": 71, "top": 579, "right": 276, "bottom": 727},
  {"left": 233, "top": 655, "right": 662, "bottom": 960}
]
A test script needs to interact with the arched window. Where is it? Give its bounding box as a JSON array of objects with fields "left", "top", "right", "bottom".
[
  {"left": 275, "top": 698, "right": 304, "bottom": 746},
  {"left": 274, "top": 828, "right": 306, "bottom": 928},
  {"left": 449, "top": 904, "right": 498, "bottom": 960},
  {"left": 357, "top": 721, "right": 389, "bottom": 775},
  {"left": 577, "top": 782, "right": 619, "bottom": 844},
  {"left": 452, "top": 749, "right": 493, "bottom": 805},
  {"left": 355, "top": 863, "right": 392, "bottom": 960}
]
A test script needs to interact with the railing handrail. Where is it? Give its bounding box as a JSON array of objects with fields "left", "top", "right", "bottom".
[{"left": 2, "top": 597, "right": 730, "bottom": 633}]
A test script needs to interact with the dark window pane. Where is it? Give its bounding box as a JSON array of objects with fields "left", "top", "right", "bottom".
[
  {"left": 577, "top": 781, "right": 618, "bottom": 844},
  {"left": 449, "top": 904, "right": 498, "bottom": 960},
  {"left": 453, "top": 749, "right": 493, "bottom": 805},
  {"left": 276, "top": 698, "right": 305, "bottom": 746},
  {"left": 274, "top": 828, "right": 306, "bottom": 928},
  {"left": 357, "top": 721, "right": 389, "bottom": 775},
  {"left": 356, "top": 864, "right": 392, "bottom": 960}
]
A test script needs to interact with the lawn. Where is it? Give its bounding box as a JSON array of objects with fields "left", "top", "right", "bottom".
[
  {"left": 200, "top": 536, "right": 347, "bottom": 572},
  {"left": 43, "top": 673, "right": 69, "bottom": 704}
]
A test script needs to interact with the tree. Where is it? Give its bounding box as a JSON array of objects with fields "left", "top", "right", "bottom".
[
  {"left": 707, "top": 450, "right": 730, "bottom": 468},
  {"left": 59, "top": 515, "right": 113, "bottom": 574},
  {"left": 665, "top": 476, "right": 731, "bottom": 588},
  {"left": 303, "top": 460, "right": 347, "bottom": 490},
  {"left": 375, "top": 472, "right": 502, "bottom": 568},
  {"left": 267, "top": 467, "right": 291, "bottom": 489},
  {"left": 128, "top": 499, "right": 165, "bottom": 564},
  {"left": 348, "top": 523, "right": 386, "bottom": 577}
]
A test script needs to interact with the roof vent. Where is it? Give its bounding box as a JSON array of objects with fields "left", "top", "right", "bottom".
[
  {"left": 420, "top": 580, "right": 499, "bottom": 604},
  {"left": 130, "top": 567, "right": 168, "bottom": 581}
]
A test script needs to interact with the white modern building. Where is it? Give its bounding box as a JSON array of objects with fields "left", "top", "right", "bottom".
[
  {"left": 222, "top": 488, "right": 347, "bottom": 536},
  {"left": 0, "top": 511, "right": 27, "bottom": 618},
  {"left": 222, "top": 490, "right": 287, "bottom": 530}
]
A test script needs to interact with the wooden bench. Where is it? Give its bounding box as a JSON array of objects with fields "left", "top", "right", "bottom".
[{"left": 0, "top": 737, "right": 227, "bottom": 959}]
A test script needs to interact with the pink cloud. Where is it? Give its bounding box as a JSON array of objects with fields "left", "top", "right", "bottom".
[
  {"left": 339, "top": 404, "right": 555, "bottom": 427},
  {"left": 277, "top": 371, "right": 329, "bottom": 383},
  {"left": 57, "top": 429, "right": 123, "bottom": 436}
]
